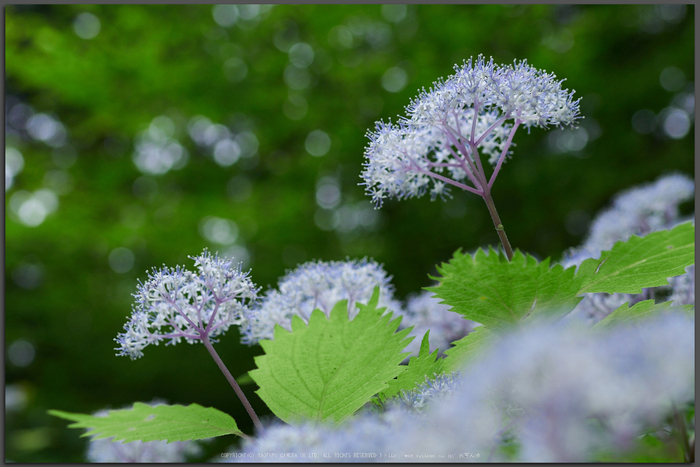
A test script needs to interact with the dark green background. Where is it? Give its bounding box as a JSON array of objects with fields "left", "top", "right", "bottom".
[{"left": 5, "top": 5, "right": 694, "bottom": 462}]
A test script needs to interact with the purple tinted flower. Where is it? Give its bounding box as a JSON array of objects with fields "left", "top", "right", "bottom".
[
  {"left": 240, "top": 258, "right": 402, "bottom": 345},
  {"left": 115, "top": 249, "right": 258, "bottom": 359},
  {"left": 362, "top": 55, "right": 581, "bottom": 207},
  {"left": 562, "top": 173, "right": 694, "bottom": 270},
  {"left": 395, "top": 372, "right": 463, "bottom": 413},
  {"left": 398, "top": 290, "right": 475, "bottom": 356}
]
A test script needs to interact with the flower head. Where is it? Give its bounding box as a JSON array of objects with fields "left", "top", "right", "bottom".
[
  {"left": 240, "top": 258, "right": 402, "bottom": 345},
  {"left": 362, "top": 55, "right": 581, "bottom": 207},
  {"left": 395, "top": 371, "right": 463, "bottom": 413},
  {"left": 561, "top": 173, "right": 694, "bottom": 270},
  {"left": 115, "top": 249, "right": 258, "bottom": 359},
  {"left": 408, "top": 55, "right": 580, "bottom": 129}
]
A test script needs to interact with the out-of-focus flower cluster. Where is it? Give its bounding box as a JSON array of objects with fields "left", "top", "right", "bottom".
[
  {"left": 562, "top": 173, "right": 694, "bottom": 324},
  {"left": 361, "top": 55, "right": 581, "bottom": 206},
  {"left": 115, "top": 250, "right": 258, "bottom": 359},
  {"left": 226, "top": 313, "right": 694, "bottom": 463},
  {"left": 395, "top": 371, "right": 463, "bottom": 414},
  {"left": 399, "top": 290, "right": 475, "bottom": 356},
  {"left": 85, "top": 401, "right": 203, "bottom": 462},
  {"left": 668, "top": 264, "right": 694, "bottom": 306},
  {"left": 240, "top": 258, "right": 402, "bottom": 345},
  {"left": 563, "top": 173, "right": 694, "bottom": 268},
  {"left": 240, "top": 260, "right": 473, "bottom": 355}
]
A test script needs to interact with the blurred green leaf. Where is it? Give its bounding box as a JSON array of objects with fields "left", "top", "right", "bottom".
[{"left": 49, "top": 402, "right": 244, "bottom": 442}]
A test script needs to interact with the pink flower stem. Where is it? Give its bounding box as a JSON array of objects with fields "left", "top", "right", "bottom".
[
  {"left": 488, "top": 120, "right": 520, "bottom": 189},
  {"left": 409, "top": 159, "right": 482, "bottom": 195},
  {"left": 462, "top": 140, "right": 514, "bottom": 261},
  {"left": 202, "top": 335, "right": 265, "bottom": 434},
  {"left": 481, "top": 184, "right": 514, "bottom": 261},
  {"left": 440, "top": 124, "right": 482, "bottom": 189}
]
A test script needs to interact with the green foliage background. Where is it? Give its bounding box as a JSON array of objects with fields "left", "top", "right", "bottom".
[{"left": 5, "top": 4, "right": 694, "bottom": 462}]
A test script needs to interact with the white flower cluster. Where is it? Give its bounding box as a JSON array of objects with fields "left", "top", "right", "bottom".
[
  {"left": 566, "top": 292, "right": 644, "bottom": 326},
  {"left": 362, "top": 112, "right": 512, "bottom": 205},
  {"left": 228, "top": 313, "right": 694, "bottom": 463},
  {"left": 668, "top": 264, "right": 695, "bottom": 306},
  {"left": 221, "top": 410, "right": 409, "bottom": 463},
  {"left": 87, "top": 436, "right": 202, "bottom": 463},
  {"left": 398, "top": 290, "right": 475, "bottom": 356},
  {"left": 408, "top": 56, "right": 580, "bottom": 129},
  {"left": 362, "top": 55, "right": 581, "bottom": 206},
  {"left": 395, "top": 371, "right": 463, "bottom": 413},
  {"left": 240, "top": 258, "right": 402, "bottom": 345},
  {"left": 115, "top": 250, "right": 258, "bottom": 359},
  {"left": 561, "top": 173, "right": 694, "bottom": 323},
  {"left": 562, "top": 173, "right": 695, "bottom": 269},
  {"left": 85, "top": 401, "right": 203, "bottom": 462}
]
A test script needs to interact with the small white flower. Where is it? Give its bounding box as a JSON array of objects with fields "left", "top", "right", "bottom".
[
  {"left": 115, "top": 249, "right": 259, "bottom": 359},
  {"left": 362, "top": 55, "right": 581, "bottom": 207},
  {"left": 240, "top": 258, "right": 402, "bottom": 345}
]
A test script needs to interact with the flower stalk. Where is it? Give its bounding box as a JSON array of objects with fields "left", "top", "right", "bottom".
[
  {"left": 482, "top": 187, "right": 514, "bottom": 261},
  {"left": 115, "top": 250, "right": 264, "bottom": 434},
  {"left": 202, "top": 337, "right": 264, "bottom": 433}
]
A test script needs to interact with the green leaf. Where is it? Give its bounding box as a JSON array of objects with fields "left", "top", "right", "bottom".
[
  {"left": 575, "top": 222, "right": 695, "bottom": 295},
  {"left": 378, "top": 331, "right": 444, "bottom": 401},
  {"left": 593, "top": 299, "right": 694, "bottom": 329},
  {"left": 235, "top": 371, "right": 255, "bottom": 386},
  {"left": 249, "top": 287, "right": 413, "bottom": 425},
  {"left": 430, "top": 247, "right": 581, "bottom": 333},
  {"left": 443, "top": 326, "right": 495, "bottom": 373},
  {"left": 48, "top": 402, "right": 244, "bottom": 442}
]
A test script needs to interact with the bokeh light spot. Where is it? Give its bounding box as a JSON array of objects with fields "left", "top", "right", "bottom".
[
  {"left": 73, "top": 12, "right": 101, "bottom": 40},
  {"left": 284, "top": 65, "right": 311, "bottom": 90},
  {"left": 108, "top": 247, "right": 135, "bottom": 273},
  {"left": 305, "top": 130, "right": 331, "bottom": 157},
  {"left": 328, "top": 25, "right": 353, "bottom": 49},
  {"left": 222, "top": 245, "right": 251, "bottom": 269},
  {"left": 199, "top": 216, "right": 239, "bottom": 245},
  {"left": 288, "top": 42, "right": 314, "bottom": 68},
  {"left": 661, "top": 108, "right": 691, "bottom": 139},
  {"left": 316, "top": 180, "right": 341, "bottom": 209},
  {"left": 236, "top": 131, "right": 259, "bottom": 158},
  {"left": 381, "top": 67, "right": 408, "bottom": 93},
  {"left": 12, "top": 261, "right": 45, "bottom": 290},
  {"left": 5, "top": 147, "right": 24, "bottom": 191},
  {"left": 212, "top": 4, "right": 238, "bottom": 27},
  {"left": 6, "top": 385, "right": 28, "bottom": 412},
  {"left": 8, "top": 340, "right": 35, "bottom": 367},
  {"left": 381, "top": 4, "right": 407, "bottom": 23},
  {"left": 659, "top": 66, "right": 685, "bottom": 92},
  {"left": 213, "top": 139, "right": 241, "bottom": 167}
]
